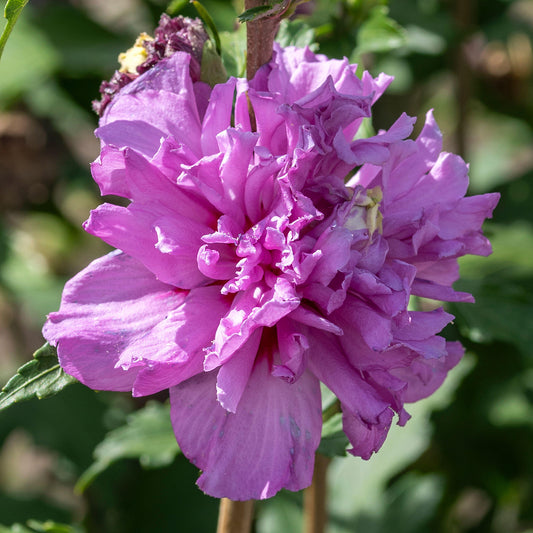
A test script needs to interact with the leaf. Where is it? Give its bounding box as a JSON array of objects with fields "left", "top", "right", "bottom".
[
  {"left": 0, "top": 0, "right": 29, "bottom": 61},
  {"left": 166, "top": 0, "right": 188, "bottom": 16},
  {"left": 366, "top": 474, "right": 444, "bottom": 533},
  {"left": 238, "top": 5, "right": 273, "bottom": 23},
  {"left": 317, "top": 412, "right": 349, "bottom": 457},
  {"left": 76, "top": 401, "right": 180, "bottom": 492},
  {"left": 0, "top": 343, "right": 77, "bottom": 412},
  {"left": 25, "top": 521, "right": 83, "bottom": 533},
  {"left": 356, "top": 6, "right": 406, "bottom": 54},
  {"left": 452, "top": 223, "right": 533, "bottom": 357},
  {"left": 220, "top": 24, "right": 246, "bottom": 78},
  {"left": 275, "top": 19, "right": 318, "bottom": 50},
  {"left": 0, "top": 525, "right": 32, "bottom": 533},
  {"left": 238, "top": 1, "right": 304, "bottom": 23},
  {"left": 192, "top": 1, "right": 221, "bottom": 55},
  {"left": 452, "top": 276, "right": 533, "bottom": 357},
  {"left": 0, "top": 522, "right": 82, "bottom": 533},
  {"left": 201, "top": 38, "right": 228, "bottom": 87}
]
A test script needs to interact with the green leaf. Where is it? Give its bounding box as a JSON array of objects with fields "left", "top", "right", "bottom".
[
  {"left": 356, "top": 6, "right": 406, "bottom": 54},
  {"left": 367, "top": 474, "right": 444, "bottom": 533},
  {"left": 0, "top": 522, "right": 82, "bottom": 533},
  {"left": 166, "top": 0, "right": 188, "bottom": 16},
  {"left": 275, "top": 19, "right": 318, "bottom": 50},
  {"left": 25, "top": 521, "right": 83, "bottom": 533},
  {"left": 0, "top": 525, "right": 32, "bottom": 533},
  {"left": 4, "top": 0, "right": 27, "bottom": 20},
  {"left": 76, "top": 401, "right": 180, "bottom": 492},
  {"left": 238, "top": 0, "right": 308, "bottom": 23},
  {"left": 220, "top": 24, "right": 246, "bottom": 78},
  {"left": 317, "top": 412, "right": 349, "bottom": 457},
  {"left": 452, "top": 276, "right": 533, "bottom": 357},
  {"left": 201, "top": 38, "right": 228, "bottom": 87},
  {"left": 0, "top": 343, "right": 77, "bottom": 411},
  {"left": 452, "top": 223, "right": 533, "bottom": 356},
  {"left": 192, "top": 1, "right": 221, "bottom": 55},
  {"left": 238, "top": 5, "right": 273, "bottom": 23},
  {"left": 0, "top": 0, "right": 29, "bottom": 61}
]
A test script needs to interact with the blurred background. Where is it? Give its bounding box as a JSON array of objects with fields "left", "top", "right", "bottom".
[{"left": 0, "top": 0, "right": 532, "bottom": 531}]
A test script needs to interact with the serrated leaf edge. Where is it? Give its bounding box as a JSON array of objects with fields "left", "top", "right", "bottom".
[
  {"left": 0, "top": 0, "right": 29, "bottom": 61},
  {"left": 0, "top": 362, "right": 73, "bottom": 406}
]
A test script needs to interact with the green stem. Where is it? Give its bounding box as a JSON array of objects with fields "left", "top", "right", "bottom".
[{"left": 322, "top": 399, "right": 341, "bottom": 423}]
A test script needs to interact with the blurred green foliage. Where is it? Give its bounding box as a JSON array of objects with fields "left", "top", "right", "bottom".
[
  {"left": 0, "top": 0, "right": 532, "bottom": 531},
  {"left": 76, "top": 401, "right": 179, "bottom": 492}
]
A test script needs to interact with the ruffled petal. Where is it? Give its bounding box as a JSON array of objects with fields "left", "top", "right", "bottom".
[
  {"left": 215, "top": 329, "right": 262, "bottom": 413},
  {"left": 306, "top": 330, "right": 390, "bottom": 426},
  {"left": 342, "top": 408, "right": 394, "bottom": 460},
  {"left": 131, "top": 285, "right": 231, "bottom": 396},
  {"left": 204, "top": 279, "right": 300, "bottom": 369},
  {"left": 391, "top": 341, "right": 464, "bottom": 402},
  {"left": 84, "top": 203, "right": 209, "bottom": 288},
  {"left": 98, "top": 146, "right": 215, "bottom": 224}
]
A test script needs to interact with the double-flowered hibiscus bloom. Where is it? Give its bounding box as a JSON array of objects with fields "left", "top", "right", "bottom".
[{"left": 44, "top": 37, "right": 499, "bottom": 500}]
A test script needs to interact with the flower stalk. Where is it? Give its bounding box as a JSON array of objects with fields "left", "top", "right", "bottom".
[
  {"left": 245, "top": 0, "right": 281, "bottom": 80},
  {"left": 303, "top": 454, "right": 331, "bottom": 533},
  {"left": 215, "top": 6, "right": 276, "bottom": 531},
  {"left": 216, "top": 498, "right": 254, "bottom": 533}
]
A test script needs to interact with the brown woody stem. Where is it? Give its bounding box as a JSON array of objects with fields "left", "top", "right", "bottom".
[
  {"left": 245, "top": 0, "right": 281, "bottom": 80},
  {"left": 303, "top": 453, "right": 331, "bottom": 533},
  {"left": 216, "top": 498, "right": 254, "bottom": 533}
]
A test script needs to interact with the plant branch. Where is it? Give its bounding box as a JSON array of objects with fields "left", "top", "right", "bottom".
[
  {"left": 303, "top": 453, "right": 331, "bottom": 533},
  {"left": 245, "top": 0, "right": 281, "bottom": 80},
  {"left": 216, "top": 498, "right": 254, "bottom": 533}
]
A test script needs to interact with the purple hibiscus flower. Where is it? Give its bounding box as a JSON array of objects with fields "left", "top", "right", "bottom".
[{"left": 44, "top": 44, "right": 499, "bottom": 500}]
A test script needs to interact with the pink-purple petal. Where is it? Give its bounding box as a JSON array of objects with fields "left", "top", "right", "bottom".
[
  {"left": 170, "top": 355, "right": 321, "bottom": 500},
  {"left": 100, "top": 53, "right": 203, "bottom": 157},
  {"left": 43, "top": 251, "right": 186, "bottom": 391},
  {"left": 130, "top": 285, "right": 231, "bottom": 396}
]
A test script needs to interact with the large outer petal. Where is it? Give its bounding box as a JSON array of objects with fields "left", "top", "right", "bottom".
[
  {"left": 43, "top": 251, "right": 186, "bottom": 392},
  {"left": 98, "top": 53, "right": 203, "bottom": 158},
  {"left": 201, "top": 78, "right": 238, "bottom": 156},
  {"left": 86, "top": 147, "right": 218, "bottom": 288},
  {"left": 170, "top": 355, "right": 322, "bottom": 500}
]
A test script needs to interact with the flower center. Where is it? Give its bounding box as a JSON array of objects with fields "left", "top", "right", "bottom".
[{"left": 197, "top": 185, "right": 384, "bottom": 299}]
